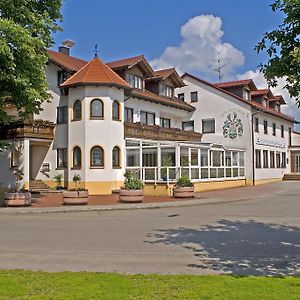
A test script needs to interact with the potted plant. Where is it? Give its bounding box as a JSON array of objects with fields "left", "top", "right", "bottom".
[
  {"left": 119, "top": 171, "right": 144, "bottom": 203},
  {"left": 62, "top": 174, "right": 89, "bottom": 205},
  {"left": 54, "top": 174, "right": 64, "bottom": 190},
  {"left": 173, "top": 176, "right": 194, "bottom": 198},
  {"left": 2, "top": 141, "right": 31, "bottom": 207}
]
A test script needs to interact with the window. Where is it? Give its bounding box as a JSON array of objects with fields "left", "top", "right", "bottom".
[
  {"left": 200, "top": 149, "right": 209, "bottom": 167},
  {"left": 211, "top": 151, "right": 223, "bottom": 167},
  {"left": 112, "top": 146, "right": 121, "bottom": 168},
  {"left": 182, "top": 120, "right": 194, "bottom": 131},
  {"left": 244, "top": 89, "right": 251, "bottom": 100},
  {"left": 73, "top": 146, "right": 82, "bottom": 169},
  {"left": 57, "top": 106, "right": 68, "bottom": 124},
  {"left": 225, "top": 152, "right": 232, "bottom": 167},
  {"left": 90, "top": 146, "right": 104, "bottom": 168},
  {"left": 57, "top": 70, "right": 68, "bottom": 86},
  {"left": 177, "top": 93, "right": 185, "bottom": 101},
  {"left": 57, "top": 148, "right": 67, "bottom": 168},
  {"left": 160, "top": 117, "right": 171, "bottom": 128},
  {"left": 270, "top": 151, "right": 275, "bottom": 168},
  {"left": 190, "top": 91, "right": 198, "bottom": 102},
  {"left": 126, "top": 73, "right": 143, "bottom": 89},
  {"left": 263, "top": 150, "right": 269, "bottom": 168},
  {"left": 202, "top": 119, "right": 215, "bottom": 134},
  {"left": 73, "top": 100, "right": 82, "bottom": 120},
  {"left": 281, "top": 125, "right": 284, "bottom": 138},
  {"left": 159, "top": 84, "right": 173, "bottom": 98},
  {"left": 255, "top": 149, "right": 261, "bottom": 168},
  {"left": 112, "top": 101, "right": 120, "bottom": 120},
  {"left": 140, "top": 111, "right": 155, "bottom": 126},
  {"left": 272, "top": 123, "right": 276, "bottom": 136},
  {"left": 90, "top": 99, "right": 104, "bottom": 118},
  {"left": 263, "top": 120, "right": 268, "bottom": 134},
  {"left": 282, "top": 152, "right": 287, "bottom": 168},
  {"left": 276, "top": 152, "right": 281, "bottom": 168},
  {"left": 125, "top": 107, "right": 133, "bottom": 122},
  {"left": 289, "top": 127, "right": 292, "bottom": 146},
  {"left": 254, "top": 117, "right": 259, "bottom": 133}
]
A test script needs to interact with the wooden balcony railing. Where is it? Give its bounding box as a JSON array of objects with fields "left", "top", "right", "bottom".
[
  {"left": 124, "top": 122, "right": 202, "bottom": 142},
  {"left": 0, "top": 120, "right": 55, "bottom": 140}
]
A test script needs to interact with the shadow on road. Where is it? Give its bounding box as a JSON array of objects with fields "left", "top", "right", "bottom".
[{"left": 147, "top": 220, "right": 300, "bottom": 276}]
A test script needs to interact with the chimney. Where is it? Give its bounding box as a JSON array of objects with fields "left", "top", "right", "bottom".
[
  {"left": 59, "top": 40, "right": 75, "bottom": 56},
  {"left": 59, "top": 46, "right": 70, "bottom": 55}
]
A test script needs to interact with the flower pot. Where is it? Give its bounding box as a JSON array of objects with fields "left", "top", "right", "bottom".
[
  {"left": 63, "top": 190, "right": 89, "bottom": 205},
  {"left": 173, "top": 187, "right": 194, "bottom": 198},
  {"left": 4, "top": 192, "right": 32, "bottom": 207},
  {"left": 119, "top": 189, "right": 144, "bottom": 203}
]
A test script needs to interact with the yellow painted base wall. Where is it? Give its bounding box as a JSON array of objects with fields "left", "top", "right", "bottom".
[
  {"left": 194, "top": 179, "right": 246, "bottom": 193},
  {"left": 69, "top": 181, "right": 123, "bottom": 195},
  {"left": 144, "top": 184, "right": 175, "bottom": 197},
  {"left": 37, "top": 178, "right": 283, "bottom": 196},
  {"left": 246, "top": 178, "right": 282, "bottom": 186}
]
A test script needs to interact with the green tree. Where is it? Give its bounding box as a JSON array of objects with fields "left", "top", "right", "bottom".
[
  {"left": 256, "top": 0, "right": 300, "bottom": 105},
  {"left": 0, "top": 0, "right": 63, "bottom": 123}
]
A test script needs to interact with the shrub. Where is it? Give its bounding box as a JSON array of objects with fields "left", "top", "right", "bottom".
[
  {"left": 54, "top": 174, "right": 63, "bottom": 189},
  {"left": 124, "top": 171, "right": 144, "bottom": 190},
  {"left": 72, "top": 174, "right": 81, "bottom": 190},
  {"left": 176, "top": 176, "right": 193, "bottom": 187}
]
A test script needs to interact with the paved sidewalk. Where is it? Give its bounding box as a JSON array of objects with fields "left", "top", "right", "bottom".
[{"left": 0, "top": 181, "right": 287, "bottom": 214}]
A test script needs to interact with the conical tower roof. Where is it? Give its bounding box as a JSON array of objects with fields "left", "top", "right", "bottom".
[{"left": 60, "top": 56, "right": 131, "bottom": 90}]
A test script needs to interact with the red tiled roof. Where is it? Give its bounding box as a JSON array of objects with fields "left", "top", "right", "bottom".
[
  {"left": 182, "top": 73, "right": 295, "bottom": 123},
  {"left": 60, "top": 57, "right": 131, "bottom": 89},
  {"left": 251, "top": 89, "right": 270, "bottom": 96},
  {"left": 47, "top": 50, "right": 88, "bottom": 72},
  {"left": 106, "top": 55, "right": 145, "bottom": 69},
  {"left": 215, "top": 79, "right": 257, "bottom": 89},
  {"left": 154, "top": 68, "right": 176, "bottom": 79},
  {"left": 131, "top": 88, "right": 194, "bottom": 112},
  {"left": 269, "top": 95, "right": 287, "bottom": 105},
  {"left": 147, "top": 68, "right": 185, "bottom": 88}
]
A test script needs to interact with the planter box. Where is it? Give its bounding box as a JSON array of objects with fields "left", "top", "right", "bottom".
[
  {"left": 4, "top": 192, "right": 32, "bottom": 207},
  {"left": 63, "top": 191, "right": 89, "bottom": 205},
  {"left": 119, "top": 189, "right": 144, "bottom": 203},
  {"left": 173, "top": 187, "right": 194, "bottom": 198}
]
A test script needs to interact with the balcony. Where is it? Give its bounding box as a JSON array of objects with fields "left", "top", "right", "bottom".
[
  {"left": 0, "top": 120, "right": 55, "bottom": 140},
  {"left": 124, "top": 121, "right": 202, "bottom": 142}
]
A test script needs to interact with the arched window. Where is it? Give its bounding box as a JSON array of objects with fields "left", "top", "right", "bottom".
[
  {"left": 73, "top": 146, "right": 82, "bottom": 168},
  {"left": 90, "top": 99, "right": 104, "bottom": 118},
  {"left": 73, "top": 100, "right": 82, "bottom": 120},
  {"left": 112, "top": 146, "right": 121, "bottom": 168},
  {"left": 112, "top": 101, "right": 120, "bottom": 120},
  {"left": 90, "top": 146, "right": 104, "bottom": 167}
]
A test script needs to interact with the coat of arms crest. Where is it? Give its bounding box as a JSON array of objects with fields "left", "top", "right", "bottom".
[{"left": 223, "top": 112, "right": 243, "bottom": 139}]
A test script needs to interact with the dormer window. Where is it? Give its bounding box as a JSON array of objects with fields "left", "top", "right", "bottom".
[
  {"left": 126, "top": 73, "right": 143, "bottom": 89},
  {"left": 159, "top": 83, "right": 173, "bottom": 98},
  {"left": 244, "top": 89, "right": 251, "bottom": 101}
]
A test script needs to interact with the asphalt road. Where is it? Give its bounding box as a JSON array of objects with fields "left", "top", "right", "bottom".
[{"left": 0, "top": 181, "right": 299, "bottom": 276}]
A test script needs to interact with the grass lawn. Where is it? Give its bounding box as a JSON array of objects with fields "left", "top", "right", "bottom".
[{"left": 0, "top": 270, "right": 300, "bottom": 300}]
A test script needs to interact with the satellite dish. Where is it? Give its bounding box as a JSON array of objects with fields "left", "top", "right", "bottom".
[{"left": 62, "top": 40, "right": 75, "bottom": 48}]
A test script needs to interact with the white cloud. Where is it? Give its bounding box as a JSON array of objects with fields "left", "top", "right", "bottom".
[
  {"left": 238, "top": 69, "right": 300, "bottom": 127},
  {"left": 151, "top": 15, "right": 245, "bottom": 78}
]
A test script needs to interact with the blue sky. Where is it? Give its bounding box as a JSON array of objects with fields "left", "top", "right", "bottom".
[
  {"left": 53, "top": 0, "right": 282, "bottom": 77},
  {"left": 52, "top": 0, "right": 300, "bottom": 125}
]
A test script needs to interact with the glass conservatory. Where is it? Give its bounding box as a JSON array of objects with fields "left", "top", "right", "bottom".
[{"left": 125, "top": 138, "right": 246, "bottom": 184}]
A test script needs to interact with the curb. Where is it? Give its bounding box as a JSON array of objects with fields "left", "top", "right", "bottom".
[{"left": 0, "top": 196, "right": 254, "bottom": 215}]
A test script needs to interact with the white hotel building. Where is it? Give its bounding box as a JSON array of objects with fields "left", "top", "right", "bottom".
[{"left": 0, "top": 45, "right": 299, "bottom": 196}]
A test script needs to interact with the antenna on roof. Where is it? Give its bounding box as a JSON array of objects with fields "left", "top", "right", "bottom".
[
  {"left": 94, "top": 44, "right": 99, "bottom": 58},
  {"left": 213, "top": 52, "right": 230, "bottom": 82}
]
